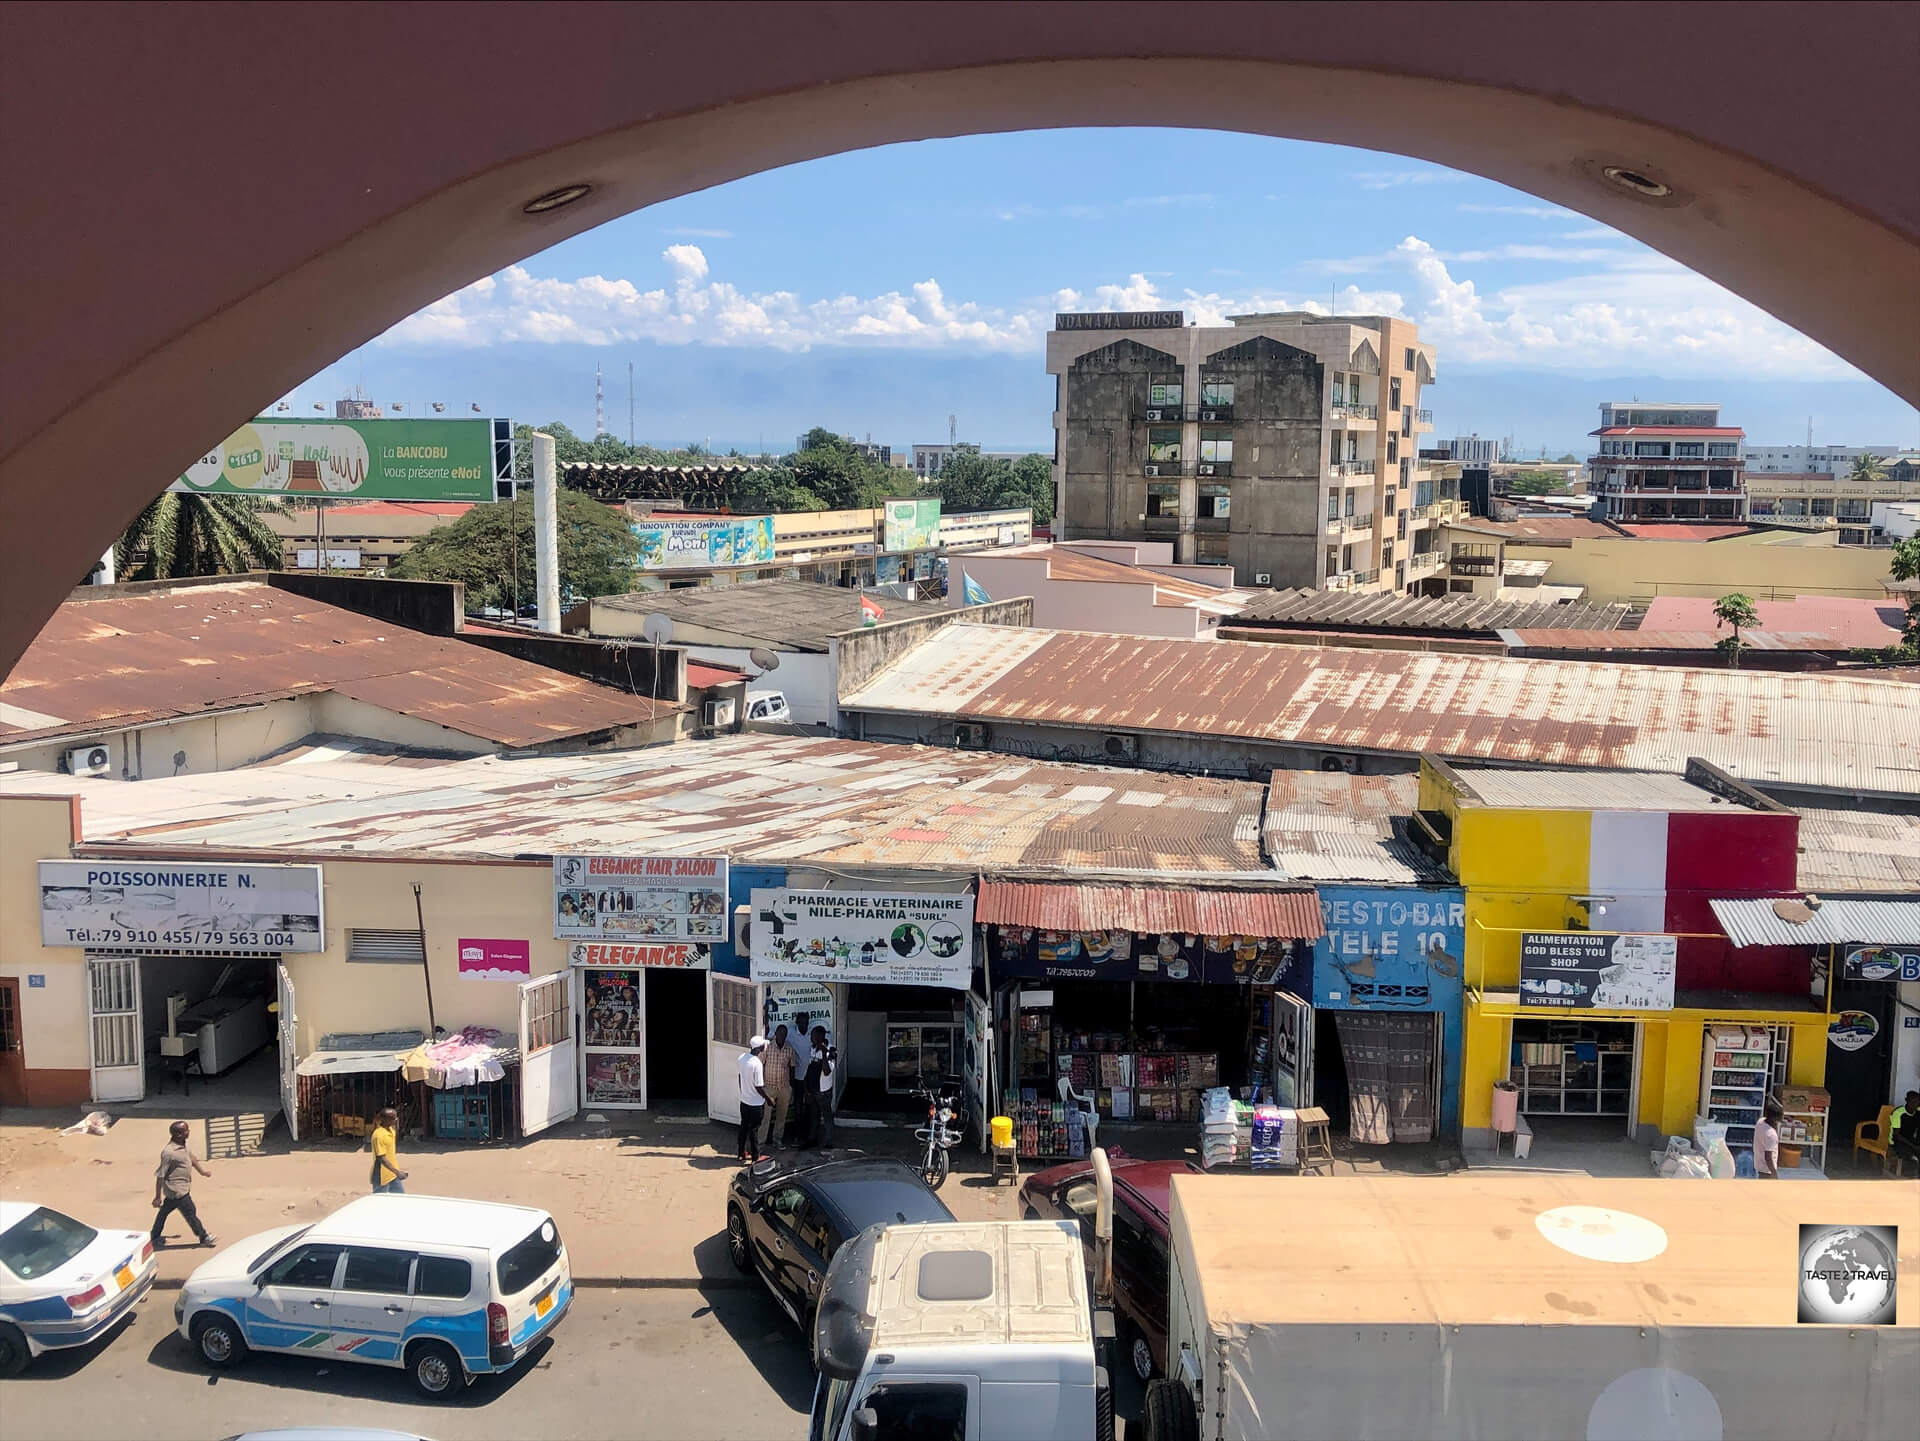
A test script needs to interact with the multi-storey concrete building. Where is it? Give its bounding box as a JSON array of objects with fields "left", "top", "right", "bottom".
[
  {"left": 1045, "top": 310, "right": 1440, "bottom": 592},
  {"left": 1743, "top": 443, "right": 1907, "bottom": 474},
  {"left": 1586, "top": 401, "right": 1748, "bottom": 522},
  {"left": 1746, "top": 456, "right": 1920, "bottom": 544},
  {"left": 1444, "top": 433, "right": 1500, "bottom": 465}
]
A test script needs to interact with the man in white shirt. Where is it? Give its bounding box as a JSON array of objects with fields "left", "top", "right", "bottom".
[
  {"left": 1752, "top": 1099, "right": 1782, "bottom": 1178},
  {"left": 736, "top": 1036, "right": 768, "bottom": 1164}
]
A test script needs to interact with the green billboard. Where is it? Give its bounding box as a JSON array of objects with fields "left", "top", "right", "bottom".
[
  {"left": 171, "top": 416, "right": 507, "bottom": 502},
  {"left": 882, "top": 497, "right": 942, "bottom": 553}
]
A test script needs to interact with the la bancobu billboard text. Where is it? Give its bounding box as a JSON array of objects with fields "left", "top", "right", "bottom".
[{"left": 39, "top": 861, "right": 325, "bottom": 952}]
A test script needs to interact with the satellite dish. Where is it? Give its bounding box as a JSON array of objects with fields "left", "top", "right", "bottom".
[
  {"left": 641, "top": 614, "right": 673, "bottom": 645},
  {"left": 748, "top": 648, "right": 780, "bottom": 673}
]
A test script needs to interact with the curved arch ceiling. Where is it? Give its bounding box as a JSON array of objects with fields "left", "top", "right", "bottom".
[{"left": 3, "top": 4, "right": 1917, "bottom": 676}]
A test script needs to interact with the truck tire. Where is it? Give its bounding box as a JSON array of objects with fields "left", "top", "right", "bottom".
[{"left": 1143, "top": 1378, "right": 1200, "bottom": 1441}]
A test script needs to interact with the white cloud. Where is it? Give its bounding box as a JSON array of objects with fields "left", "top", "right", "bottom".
[
  {"left": 1353, "top": 169, "right": 1471, "bottom": 190},
  {"left": 1456, "top": 202, "right": 1581, "bottom": 219},
  {"left": 663, "top": 226, "right": 735, "bottom": 239}
]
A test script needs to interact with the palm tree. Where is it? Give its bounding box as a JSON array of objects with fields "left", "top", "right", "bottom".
[
  {"left": 1848, "top": 452, "right": 1887, "bottom": 485},
  {"left": 115, "top": 492, "right": 287, "bottom": 580}
]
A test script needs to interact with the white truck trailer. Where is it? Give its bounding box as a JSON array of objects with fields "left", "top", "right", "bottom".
[{"left": 1147, "top": 1172, "right": 1916, "bottom": 1441}]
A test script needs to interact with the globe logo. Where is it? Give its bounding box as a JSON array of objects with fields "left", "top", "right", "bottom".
[{"left": 1798, "top": 1224, "right": 1897, "bottom": 1324}]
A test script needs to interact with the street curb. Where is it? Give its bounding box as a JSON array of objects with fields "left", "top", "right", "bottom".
[{"left": 148, "top": 1275, "right": 755, "bottom": 1292}]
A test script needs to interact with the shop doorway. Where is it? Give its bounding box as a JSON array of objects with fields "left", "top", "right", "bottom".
[
  {"left": 1826, "top": 976, "right": 1895, "bottom": 1165},
  {"left": 87, "top": 952, "right": 285, "bottom": 1109},
  {"left": 645, "top": 967, "right": 706, "bottom": 1103},
  {"left": 0, "top": 977, "right": 25, "bottom": 1107},
  {"left": 1509, "top": 1017, "right": 1638, "bottom": 1136},
  {"left": 1325, "top": 1012, "right": 1440, "bottom": 1144}
]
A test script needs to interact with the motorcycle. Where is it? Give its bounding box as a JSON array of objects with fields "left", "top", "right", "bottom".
[{"left": 913, "top": 1076, "right": 966, "bottom": 1190}]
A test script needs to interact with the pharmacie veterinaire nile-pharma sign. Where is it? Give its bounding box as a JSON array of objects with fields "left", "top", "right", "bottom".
[{"left": 172, "top": 416, "right": 503, "bottom": 501}]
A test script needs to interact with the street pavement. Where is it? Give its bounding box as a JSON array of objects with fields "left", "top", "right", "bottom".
[{"left": 2, "top": 1286, "right": 817, "bottom": 1440}]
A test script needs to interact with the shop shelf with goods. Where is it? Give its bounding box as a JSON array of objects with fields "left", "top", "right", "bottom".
[
  {"left": 1773, "top": 1084, "right": 1829, "bottom": 1172},
  {"left": 886, "top": 1019, "right": 959, "bottom": 1095},
  {"left": 1001, "top": 1090, "right": 1082, "bottom": 1161},
  {"left": 1698, "top": 1023, "right": 1774, "bottom": 1154},
  {"left": 1508, "top": 1021, "right": 1633, "bottom": 1116}
]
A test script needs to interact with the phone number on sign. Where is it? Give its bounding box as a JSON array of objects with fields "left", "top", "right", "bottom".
[{"left": 54, "top": 927, "right": 302, "bottom": 948}]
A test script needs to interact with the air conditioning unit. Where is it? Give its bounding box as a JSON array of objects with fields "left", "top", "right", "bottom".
[
  {"left": 1320, "top": 752, "right": 1360, "bottom": 774},
  {"left": 67, "top": 744, "right": 110, "bottom": 777},
  {"left": 1143, "top": 464, "right": 1162, "bottom": 478},
  {"left": 1200, "top": 409, "right": 1222, "bottom": 422},
  {"left": 1197, "top": 463, "right": 1217, "bottom": 477},
  {"left": 1144, "top": 408, "right": 1166, "bottom": 423},
  {"left": 1253, "top": 572, "right": 1273, "bottom": 586},
  {"left": 702, "top": 698, "right": 737, "bottom": 729},
  {"left": 954, "top": 721, "right": 991, "bottom": 750},
  {"left": 1103, "top": 733, "right": 1140, "bottom": 763}
]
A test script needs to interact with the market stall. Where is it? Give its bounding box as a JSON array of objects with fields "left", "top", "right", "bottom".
[{"left": 978, "top": 881, "right": 1321, "bottom": 1164}]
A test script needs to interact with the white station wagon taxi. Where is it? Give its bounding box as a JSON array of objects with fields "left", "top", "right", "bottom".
[
  {"left": 176, "top": 1194, "right": 571, "bottom": 1398},
  {"left": 0, "top": 1200, "right": 158, "bottom": 1375}
]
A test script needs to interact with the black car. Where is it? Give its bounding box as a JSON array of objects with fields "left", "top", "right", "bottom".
[{"left": 725, "top": 1152, "right": 953, "bottom": 1331}]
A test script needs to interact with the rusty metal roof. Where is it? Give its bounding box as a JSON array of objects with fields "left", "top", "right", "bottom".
[
  {"left": 976, "top": 881, "right": 1323, "bottom": 937},
  {"left": 1791, "top": 805, "right": 1920, "bottom": 893},
  {"left": 1261, "top": 772, "right": 1449, "bottom": 884},
  {"left": 7, "top": 733, "right": 1275, "bottom": 877},
  {"left": 1234, "top": 588, "right": 1636, "bottom": 635},
  {"left": 594, "top": 580, "right": 950, "bottom": 651},
  {"left": 0, "top": 581, "right": 681, "bottom": 748},
  {"left": 838, "top": 625, "right": 1920, "bottom": 796},
  {"left": 1500, "top": 628, "right": 1847, "bottom": 653}
]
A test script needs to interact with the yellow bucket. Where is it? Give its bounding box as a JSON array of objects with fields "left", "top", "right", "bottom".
[{"left": 990, "top": 1115, "right": 1015, "bottom": 1149}]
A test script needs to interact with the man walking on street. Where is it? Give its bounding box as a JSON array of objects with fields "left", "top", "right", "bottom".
[
  {"left": 786, "top": 1013, "right": 814, "bottom": 1145},
  {"left": 737, "top": 1035, "right": 769, "bottom": 1163},
  {"left": 804, "top": 1024, "right": 836, "bottom": 1150},
  {"left": 151, "top": 1120, "right": 215, "bottom": 1248},
  {"left": 370, "top": 1107, "right": 407, "bottom": 1194},
  {"left": 760, "top": 1024, "right": 796, "bottom": 1151}
]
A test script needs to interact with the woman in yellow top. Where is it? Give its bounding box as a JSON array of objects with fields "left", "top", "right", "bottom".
[{"left": 370, "top": 1107, "right": 408, "bottom": 1194}]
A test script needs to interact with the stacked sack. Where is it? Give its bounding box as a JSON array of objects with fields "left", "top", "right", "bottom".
[
  {"left": 1199, "top": 1087, "right": 1247, "bottom": 1170},
  {"left": 1250, "top": 1104, "right": 1296, "bottom": 1170}
]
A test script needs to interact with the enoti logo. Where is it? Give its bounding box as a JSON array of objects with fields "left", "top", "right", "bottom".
[{"left": 1797, "top": 1224, "right": 1897, "bottom": 1324}]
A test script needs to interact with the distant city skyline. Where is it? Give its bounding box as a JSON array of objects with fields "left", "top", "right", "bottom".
[{"left": 277, "top": 129, "right": 1918, "bottom": 460}]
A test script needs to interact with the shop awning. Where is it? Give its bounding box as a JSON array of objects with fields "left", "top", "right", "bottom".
[
  {"left": 976, "top": 881, "right": 1322, "bottom": 939},
  {"left": 1709, "top": 897, "right": 1920, "bottom": 948}
]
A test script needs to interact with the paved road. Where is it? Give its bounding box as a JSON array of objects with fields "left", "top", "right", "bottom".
[{"left": 2, "top": 1287, "right": 818, "bottom": 1440}]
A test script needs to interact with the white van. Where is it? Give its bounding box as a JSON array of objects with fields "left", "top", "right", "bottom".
[{"left": 175, "top": 1194, "right": 570, "bottom": 1398}]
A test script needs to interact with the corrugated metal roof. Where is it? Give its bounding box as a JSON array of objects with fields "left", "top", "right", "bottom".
[
  {"left": 593, "top": 580, "right": 950, "bottom": 651},
  {"left": 976, "top": 881, "right": 1323, "bottom": 938},
  {"left": 1791, "top": 805, "right": 1920, "bottom": 893},
  {"left": 0, "top": 582, "right": 680, "bottom": 748},
  {"left": 1454, "top": 768, "right": 1760, "bottom": 813},
  {"left": 6, "top": 733, "right": 1272, "bottom": 877},
  {"left": 1233, "top": 588, "right": 1636, "bottom": 635},
  {"left": 1501, "top": 628, "right": 1847, "bottom": 652},
  {"left": 1260, "top": 772, "right": 1449, "bottom": 883},
  {"left": 840, "top": 625, "right": 1920, "bottom": 796},
  {"left": 1710, "top": 897, "right": 1920, "bottom": 948},
  {"left": 998, "top": 546, "right": 1246, "bottom": 610},
  {"left": 1640, "top": 596, "right": 1906, "bottom": 650}
]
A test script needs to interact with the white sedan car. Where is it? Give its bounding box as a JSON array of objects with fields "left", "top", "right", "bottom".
[{"left": 0, "top": 1200, "right": 157, "bottom": 1375}]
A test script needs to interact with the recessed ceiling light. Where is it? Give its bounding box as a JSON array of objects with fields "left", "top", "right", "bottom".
[
  {"left": 1600, "top": 166, "right": 1672, "bottom": 200},
  {"left": 523, "top": 183, "right": 593, "bottom": 216}
]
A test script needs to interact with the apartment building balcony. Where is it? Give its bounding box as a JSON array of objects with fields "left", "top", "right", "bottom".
[
  {"left": 1325, "top": 566, "right": 1383, "bottom": 591},
  {"left": 1447, "top": 549, "right": 1499, "bottom": 576},
  {"left": 1333, "top": 459, "right": 1377, "bottom": 478},
  {"left": 1326, "top": 512, "right": 1375, "bottom": 536},
  {"left": 1413, "top": 408, "right": 1434, "bottom": 429},
  {"left": 1407, "top": 549, "right": 1442, "bottom": 573},
  {"left": 1409, "top": 501, "right": 1442, "bottom": 521},
  {"left": 1333, "top": 402, "right": 1378, "bottom": 423}
]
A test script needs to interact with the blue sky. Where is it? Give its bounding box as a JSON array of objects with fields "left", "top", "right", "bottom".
[{"left": 288, "top": 129, "right": 1918, "bottom": 455}]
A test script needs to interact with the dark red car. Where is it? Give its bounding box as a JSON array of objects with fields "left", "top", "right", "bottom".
[{"left": 1019, "top": 1152, "right": 1199, "bottom": 1384}]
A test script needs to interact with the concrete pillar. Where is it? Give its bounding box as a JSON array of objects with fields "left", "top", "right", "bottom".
[
  {"left": 531, "top": 430, "right": 561, "bottom": 633},
  {"left": 94, "top": 544, "right": 116, "bottom": 585}
]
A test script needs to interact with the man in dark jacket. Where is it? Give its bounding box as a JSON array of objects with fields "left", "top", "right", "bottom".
[{"left": 802, "top": 1025, "right": 836, "bottom": 1149}]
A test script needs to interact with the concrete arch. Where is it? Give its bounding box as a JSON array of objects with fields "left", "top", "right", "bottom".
[{"left": 3, "top": 4, "right": 1917, "bottom": 676}]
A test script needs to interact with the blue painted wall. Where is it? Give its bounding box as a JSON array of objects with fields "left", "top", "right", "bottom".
[
  {"left": 716, "top": 864, "right": 787, "bottom": 977},
  {"left": 1311, "top": 885, "right": 1466, "bottom": 1138}
]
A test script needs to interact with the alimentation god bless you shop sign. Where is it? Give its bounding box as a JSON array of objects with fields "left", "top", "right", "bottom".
[{"left": 749, "top": 889, "right": 974, "bottom": 988}]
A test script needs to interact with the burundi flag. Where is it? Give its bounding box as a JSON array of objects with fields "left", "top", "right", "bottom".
[
  {"left": 962, "top": 572, "right": 991, "bottom": 606},
  {"left": 860, "top": 594, "right": 885, "bottom": 627}
]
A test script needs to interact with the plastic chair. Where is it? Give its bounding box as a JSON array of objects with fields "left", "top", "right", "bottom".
[
  {"left": 1853, "top": 1106, "right": 1897, "bottom": 1173},
  {"left": 1057, "top": 1075, "right": 1099, "bottom": 1153}
]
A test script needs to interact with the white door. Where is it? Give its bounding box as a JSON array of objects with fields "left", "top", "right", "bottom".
[
  {"left": 277, "top": 963, "right": 299, "bottom": 1141},
  {"left": 707, "top": 973, "right": 761, "bottom": 1124},
  {"left": 86, "top": 956, "right": 144, "bottom": 1102},
  {"left": 518, "top": 971, "right": 578, "bottom": 1136}
]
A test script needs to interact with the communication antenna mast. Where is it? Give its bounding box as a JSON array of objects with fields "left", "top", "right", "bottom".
[
  {"left": 595, "top": 365, "right": 606, "bottom": 438},
  {"left": 949, "top": 414, "right": 957, "bottom": 447},
  {"left": 629, "top": 362, "right": 635, "bottom": 445}
]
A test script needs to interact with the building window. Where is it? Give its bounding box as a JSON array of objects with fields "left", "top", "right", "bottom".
[
  {"left": 1145, "top": 482, "right": 1180, "bottom": 517},
  {"left": 1708, "top": 443, "right": 1739, "bottom": 458},
  {"left": 1327, "top": 493, "right": 1341, "bottom": 520},
  {"left": 1326, "top": 545, "right": 1340, "bottom": 574},
  {"left": 1343, "top": 544, "right": 1355, "bottom": 571},
  {"left": 1383, "top": 491, "right": 1396, "bottom": 516},
  {"left": 1198, "top": 432, "right": 1234, "bottom": 464},
  {"left": 1330, "top": 373, "right": 1343, "bottom": 400},
  {"left": 1198, "top": 483, "right": 1231, "bottom": 519},
  {"left": 1811, "top": 497, "right": 1834, "bottom": 516},
  {"left": 1405, "top": 347, "right": 1416, "bottom": 371},
  {"left": 1201, "top": 378, "right": 1233, "bottom": 409},
  {"left": 1348, "top": 377, "right": 1362, "bottom": 405},
  {"left": 1395, "top": 560, "right": 1405, "bottom": 587},
  {"left": 1195, "top": 532, "right": 1229, "bottom": 562},
  {"left": 1389, "top": 377, "right": 1402, "bottom": 412},
  {"left": 1346, "top": 435, "right": 1359, "bottom": 462},
  {"left": 1387, "top": 436, "right": 1398, "bottom": 463},
  {"left": 1149, "top": 375, "right": 1183, "bottom": 408},
  {"left": 1382, "top": 542, "right": 1395, "bottom": 566},
  {"left": 1675, "top": 442, "right": 1705, "bottom": 458},
  {"left": 1147, "top": 427, "right": 1181, "bottom": 464}
]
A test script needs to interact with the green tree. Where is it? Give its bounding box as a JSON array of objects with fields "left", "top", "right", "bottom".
[
  {"left": 1889, "top": 534, "right": 1920, "bottom": 583},
  {"left": 787, "top": 429, "right": 896, "bottom": 510},
  {"left": 391, "top": 489, "right": 641, "bottom": 612},
  {"left": 931, "top": 450, "right": 1055, "bottom": 524},
  {"left": 1507, "top": 469, "right": 1564, "bottom": 496},
  {"left": 1712, "top": 591, "right": 1760, "bottom": 669},
  {"left": 1848, "top": 452, "right": 1888, "bottom": 486},
  {"left": 115, "top": 492, "right": 286, "bottom": 580}
]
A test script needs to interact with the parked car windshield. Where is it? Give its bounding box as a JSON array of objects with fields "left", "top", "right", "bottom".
[
  {"left": 497, "top": 1218, "right": 562, "bottom": 1296},
  {"left": 248, "top": 1225, "right": 313, "bottom": 1275},
  {"left": 0, "top": 1206, "right": 97, "bottom": 1279}
]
